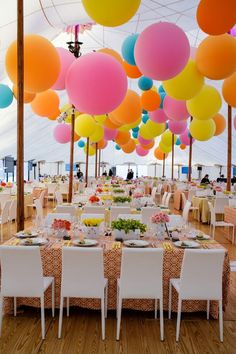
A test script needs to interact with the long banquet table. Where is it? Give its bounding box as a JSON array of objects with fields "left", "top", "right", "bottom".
[{"left": 3, "top": 236, "right": 230, "bottom": 319}]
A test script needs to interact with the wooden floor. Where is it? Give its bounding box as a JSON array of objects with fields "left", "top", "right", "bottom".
[{"left": 0, "top": 205, "right": 236, "bottom": 354}]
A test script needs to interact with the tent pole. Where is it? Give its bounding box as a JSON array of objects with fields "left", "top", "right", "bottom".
[
  {"left": 85, "top": 138, "right": 89, "bottom": 186},
  {"left": 188, "top": 117, "right": 193, "bottom": 182},
  {"left": 227, "top": 105, "right": 232, "bottom": 192},
  {"left": 95, "top": 143, "right": 98, "bottom": 178},
  {"left": 68, "top": 107, "right": 75, "bottom": 203},
  {"left": 98, "top": 149, "right": 101, "bottom": 177},
  {"left": 162, "top": 154, "right": 165, "bottom": 178},
  {"left": 17, "top": 0, "right": 24, "bottom": 231},
  {"left": 171, "top": 134, "right": 174, "bottom": 180}
]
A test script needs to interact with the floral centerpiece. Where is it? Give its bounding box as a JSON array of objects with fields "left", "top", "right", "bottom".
[
  {"left": 52, "top": 219, "right": 71, "bottom": 239},
  {"left": 89, "top": 195, "right": 100, "bottom": 204},
  {"left": 151, "top": 212, "right": 169, "bottom": 240},
  {"left": 111, "top": 218, "right": 147, "bottom": 240},
  {"left": 113, "top": 196, "right": 131, "bottom": 205},
  {"left": 132, "top": 191, "right": 144, "bottom": 208},
  {"left": 113, "top": 188, "right": 125, "bottom": 194},
  {"left": 1, "top": 182, "right": 6, "bottom": 187},
  {"left": 111, "top": 184, "right": 120, "bottom": 188},
  {"left": 133, "top": 192, "right": 143, "bottom": 198},
  {"left": 96, "top": 187, "right": 103, "bottom": 194},
  {"left": 82, "top": 217, "right": 104, "bottom": 238}
]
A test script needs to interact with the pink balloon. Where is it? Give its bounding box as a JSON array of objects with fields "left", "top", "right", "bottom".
[
  {"left": 53, "top": 124, "right": 71, "bottom": 144},
  {"left": 169, "top": 120, "right": 187, "bottom": 135},
  {"left": 163, "top": 96, "right": 189, "bottom": 121},
  {"left": 66, "top": 52, "right": 128, "bottom": 115},
  {"left": 134, "top": 22, "right": 190, "bottom": 80},
  {"left": 51, "top": 48, "right": 75, "bottom": 90},
  {"left": 136, "top": 145, "right": 149, "bottom": 156},
  {"left": 234, "top": 114, "right": 236, "bottom": 130},
  {"left": 104, "top": 127, "right": 118, "bottom": 140},
  {"left": 149, "top": 108, "right": 168, "bottom": 123},
  {"left": 180, "top": 130, "right": 195, "bottom": 146},
  {"left": 138, "top": 134, "right": 152, "bottom": 146}
]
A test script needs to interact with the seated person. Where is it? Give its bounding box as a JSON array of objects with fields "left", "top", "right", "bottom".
[{"left": 201, "top": 174, "right": 210, "bottom": 184}]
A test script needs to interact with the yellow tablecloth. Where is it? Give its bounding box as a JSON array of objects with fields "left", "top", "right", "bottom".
[{"left": 192, "top": 197, "right": 215, "bottom": 223}]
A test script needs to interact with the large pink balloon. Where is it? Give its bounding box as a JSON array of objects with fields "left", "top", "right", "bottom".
[
  {"left": 51, "top": 48, "right": 75, "bottom": 90},
  {"left": 138, "top": 134, "right": 152, "bottom": 145},
  {"left": 134, "top": 22, "right": 190, "bottom": 80},
  {"left": 136, "top": 145, "right": 149, "bottom": 156},
  {"left": 104, "top": 127, "right": 118, "bottom": 140},
  {"left": 53, "top": 124, "right": 71, "bottom": 144},
  {"left": 169, "top": 120, "right": 187, "bottom": 135},
  {"left": 66, "top": 52, "right": 128, "bottom": 115},
  {"left": 149, "top": 108, "right": 168, "bottom": 123},
  {"left": 180, "top": 130, "right": 195, "bottom": 146},
  {"left": 163, "top": 96, "right": 189, "bottom": 121}
]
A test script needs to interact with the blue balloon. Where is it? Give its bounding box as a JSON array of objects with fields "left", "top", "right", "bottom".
[
  {"left": 121, "top": 34, "right": 139, "bottom": 66},
  {"left": 78, "top": 140, "right": 85, "bottom": 148},
  {"left": 132, "top": 126, "right": 139, "bottom": 133},
  {"left": 142, "top": 114, "right": 149, "bottom": 124},
  {"left": 0, "top": 84, "right": 13, "bottom": 108},
  {"left": 158, "top": 85, "right": 165, "bottom": 94},
  {"left": 166, "top": 122, "right": 169, "bottom": 130},
  {"left": 132, "top": 131, "right": 138, "bottom": 139},
  {"left": 159, "top": 92, "right": 166, "bottom": 109},
  {"left": 142, "top": 109, "right": 147, "bottom": 114},
  {"left": 175, "top": 137, "right": 181, "bottom": 146},
  {"left": 138, "top": 76, "right": 153, "bottom": 91},
  {"left": 115, "top": 144, "right": 121, "bottom": 150}
]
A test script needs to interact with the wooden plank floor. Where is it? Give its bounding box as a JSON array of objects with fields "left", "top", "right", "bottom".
[{"left": 0, "top": 205, "right": 236, "bottom": 354}]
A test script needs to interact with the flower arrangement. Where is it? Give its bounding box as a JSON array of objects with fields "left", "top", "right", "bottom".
[
  {"left": 103, "top": 187, "right": 111, "bottom": 192},
  {"left": 113, "top": 196, "right": 131, "bottom": 204},
  {"left": 101, "top": 195, "right": 113, "bottom": 201},
  {"left": 113, "top": 188, "right": 125, "bottom": 194},
  {"left": 133, "top": 192, "right": 143, "bottom": 198},
  {"left": 52, "top": 219, "right": 71, "bottom": 231},
  {"left": 1, "top": 182, "right": 6, "bottom": 187},
  {"left": 111, "top": 184, "right": 120, "bottom": 188},
  {"left": 0, "top": 186, "right": 3, "bottom": 192},
  {"left": 82, "top": 218, "right": 104, "bottom": 227},
  {"left": 89, "top": 195, "right": 100, "bottom": 203},
  {"left": 111, "top": 218, "right": 147, "bottom": 234},
  {"left": 214, "top": 186, "right": 222, "bottom": 192},
  {"left": 151, "top": 212, "right": 169, "bottom": 224},
  {"left": 96, "top": 187, "right": 103, "bottom": 193}
]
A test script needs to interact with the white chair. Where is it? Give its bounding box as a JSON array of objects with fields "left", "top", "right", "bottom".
[
  {"left": 44, "top": 213, "right": 71, "bottom": 227},
  {"left": 187, "top": 189, "right": 196, "bottom": 202},
  {"left": 214, "top": 197, "right": 229, "bottom": 219},
  {"left": 182, "top": 200, "right": 192, "bottom": 225},
  {"left": 56, "top": 205, "right": 77, "bottom": 219},
  {"left": 161, "top": 192, "right": 168, "bottom": 206},
  {"left": 230, "top": 261, "right": 236, "bottom": 272},
  {"left": 59, "top": 184, "right": 69, "bottom": 202},
  {"left": 58, "top": 247, "right": 108, "bottom": 340},
  {"left": 0, "top": 200, "right": 12, "bottom": 242},
  {"left": 34, "top": 199, "right": 44, "bottom": 226},
  {"left": 229, "top": 198, "right": 236, "bottom": 207},
  {"left": 167, "top": 215, "right": 184, "bottom": 228},
  {"left": 0, "top": 194, "right": 11, "bottom": 210},
  {"left": 169, "top": 249, "right": 225, "bottom": 342},
  {"left": 164, "top": 192, "right": 172, "bottom": 208},
  {"left": 27, "top": 190, "right": 46, "bottom": 209},
  {"left": 117, "top": 214, "right": 142, "bottom": 221},
  {"left": 141, "top": 207, "right": 160, "bottom": 226},
  {"left": 83, "top": 206, "right": 106, "bottom": 217},
  {"left": 117, "top": 248, "right": 164, "bottom": 341},
  {"left": 151, "top": 187, "right": 157, "bottom": 203},
  {"left": 208, "top": 202, "right": 234, "bottom": 243},
  {"left": 44, "top": 183, "right": 58, "bottom": 206},
  {"left": 9, "top": 199, "right": 17, "bottom": 223},
  {"left": 110, "top": 206, "right": 130, "bottom": 224},
  {"left": 182, "top": 193, "right": 199, "bottom": 218},
  {"left": 0, "top": 246, "right": 54, "bottom": 339},
  {"left": 55, "top": 191, "right": 63, "bottom": 205}
]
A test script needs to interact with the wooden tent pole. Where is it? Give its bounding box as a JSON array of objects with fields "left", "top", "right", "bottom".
[
  {"left": 68, "top": 107, "right": 75, "bottom": 203},
  {"left": 188, "top": 117, "right": 193, "bottom": 182},
  {"left": 17, "top": 0, "right": 24, "bottom": 231},
  {"left": 227, "top": 105, "right": 232, "bottom": 192},
  {"left": 95, "top": 143, "right": 98, "bottom": 178},
  {"left": 162, "top": 154, "right": 166, "bottom": 178},
  {"left": 171, "top": 134, "right": 174, "bottom": 180},
  {"left": 98, "top": 149, "right": 101, "bottom": 177},
  {"left": 85, "top": 138, "right": 89, "bottom": 186}
]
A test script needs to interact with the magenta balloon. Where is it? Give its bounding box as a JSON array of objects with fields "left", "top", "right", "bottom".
[
  {"left": 104, "top": 127, "right": 118, "bottom": 140},
  {"left": 169, "top": 120, "right": 187, "bottom": 135},
  {"left": 134, "top": 22, "right": 190, "bottom": 80},
  {"left": 149, "top": 108, "right": 168, "bottom": 123},
  {"left": 136, "top": 145, "right": 149, "bottom": 156},
  {"left": 65, "top": 52, "right": 128, "bottom": 115},
  {"left": 53, "top": 124, "right": 71, "bottom": 144},
  {"left": 180, "top": 130, "right": 195, "bottom": 146},
  {"left": 138, "top": 134, "right": 152, "bottom": 145},
  {"left": 51, "top": 48, "right": 75, "bottom": 90},
  {"left": 163, "top": 96, "right": 189, "bottom": 121}
]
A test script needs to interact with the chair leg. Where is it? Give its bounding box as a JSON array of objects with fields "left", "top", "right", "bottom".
[
  {"left": 58, "top": 296, "right": 64, "bottom": 339},
  {"left": 0, "top": 296, "right": 3, "bottom": 336},
  {"left": 52, "top": 280, "right": 55, "bottom": 318},
  {"left": 14, "top": 297, "right": 17, "bottom": 317},
  {"left": 116, "top": 295, "right": 122, "bottom": 340},
  {"left": 66, "top": 297, "right": 69, "bottom": 317},
  {"left": 160, "top": 298, "right": 164, "bottom": 341},
  {"left": 154, "top": 299, "right": 157, "bottom": 319},
  {"left": 101, "top": 296, "right": 105, "bottom": 340},
  {"left": 207, "top": 300, "right": 210, "bottom": 320},
  {"left": 105, "top": 285, "right": 108, "bottom": 319},
  {"left": 168, "top": 283, "right": 172, "bottom": 319},
  {"left": 40, "top": 296, "right": 45, "bottom": 340},
  {"left": 219, "top": 299, "right": 223, "bottom": 342},
  {"left": 116, "top": 284, "right": 119, "bottom": 319},
  {"left": 176, "top": 297, "right": 182, "bottom": 342}
]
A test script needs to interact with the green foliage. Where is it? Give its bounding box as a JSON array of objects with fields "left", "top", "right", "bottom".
[
  {"left": 113, "top": 188, "right": 125, "bottom": 194},
  {"left": 111, "top": 218, "right": 147, "bottom": 234},
  {"left": 113, "top": 196, "right": 131, "bottom": 203}
]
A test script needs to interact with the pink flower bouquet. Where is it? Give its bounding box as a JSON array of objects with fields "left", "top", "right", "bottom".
[
  {"left": 151, "top": 212, "right": 169, "bottom": 224},
  {"left": 133, "top": 192, "right": 143, "bottom": 198}
]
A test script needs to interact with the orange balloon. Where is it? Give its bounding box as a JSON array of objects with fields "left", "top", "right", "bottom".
[
  {"left": 74, "top": 132, "right": 80, "bottom": 142},
  {"left": 31, "top": 90, "right": 59, "bottom": 117},
  {"left": 154, "top": 147, "right": 168, "bottom": 160},
  {"left": 222, "top": 72, "right": 236, "bottom": 108},
  {"left": 212, "top": 114, "right": 226, "bottom": 136},
  {"left": 115, "top": 131, "right": 130, "bottom": 146},
  {"left": 108, "top": 112, "right": 123, "bottom": 126},
  {"left": 196, "top": 34, "right": 236, "bottom": 80},
  {"left": 110, "top": 89, "right": 142, "bottom": 124},
  {"left": 141, "top": 90, "right": 161, "bottom": 111},
  {"left": 6, "top": 35, "right": 60, "bottom": 93},
  {"left": 48, "top": 109, "right": 60, "bottom": 120},
  {"left": 98, "top": 48, "right": 123, "bottom": 65},
  {"left": 123, "top": 61, "right": 142, "bottom": 78},
  {"left": 12, "top": 85, "right": 36, "bottom": 103},
  {"left": 180, "top": 144, "right": 186, "bottom": 150},
  {"left": 197, "top": 0, "right": 236, "bottom": 35},
  {"left": 97, "top": 139, "right": 108, "bottom": 149},
  {"left": 122, "top": 139, "right": 136, "bottom": 153},
  {"left": 104, "top": 117, "right": 121, "bottom": 129},
  {"left": 141, "top": 140, "right": 155, "bottom": 150}
]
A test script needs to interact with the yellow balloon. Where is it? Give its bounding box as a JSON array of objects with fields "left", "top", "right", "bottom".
[
  {"left": 145, "top": 120, "right": 165, "bottom": 138},
  {"left": 151, "top": 86, "right": 157, "bottom": 92},
  {"left": 82, "top": 0, "right": 141, "bottom": 27},
  {"left": 187, "top": 85, "right": 222, "bottom": 120},
  {"left": 75, "top": 114, "right": 96, "bottom": 137},
  {"left": 60, "top": 104, "right": 80, "bottom": 123},
  {"left": 161, "top": 130, "right": 177, "bottom": 146},
  {"left": 159, "top": 141, "right": 172, "bottom": 153},
  {"left": 139, "top": 124, "right": 153, "bottom": 140},
  {"left": 84, "top": 144, "right": 96, "bottom": 156},
  {"left": 94, "top": 114, "right": 107, "bottom": 124},
  {"left": 163, "top": 60, "right": 204, "bottom": 100},
  {"left": 89, "top": 124, "right": 104, "bottom": 143},
  {"left": 189, "top": 118, "right": 216, "bottom": 141},
  {"left": 133, "top": 138, "right": 139, "bottom": 145}
]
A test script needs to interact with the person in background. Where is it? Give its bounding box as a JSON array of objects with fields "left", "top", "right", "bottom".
[
  {"left": 201, "top": 174, "right": 210, "bottom": 184},
  {"left": 102, "top": 170, "right": 107, "bottom": 176},
  {"left": 130, "top": 169, "right": 134, "bottom": 180},
  {"left": 109, "top": 168, "right": 113, "bottom": 177},
  {"left": 126, "top": 169, "right": 132, "bottom": 180}
]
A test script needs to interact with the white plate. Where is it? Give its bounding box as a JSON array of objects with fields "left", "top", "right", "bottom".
[
  {"left": 174, "top": 240, "right": 200, "bottom": 248},
  {"left": 20, "top": 237, "right": 48, "bottom": 246},
  {"left": 124, "top": 240, "right": 149, "bottom": 248},
  {"left": 195, "top": 234, "right": 211, "bottom": 240},
  {"left": 15, "top": 231, "right": 38, "bottom": 239},
  {"left": 72, "top": 239, "right": 98, "bottom": 247}
]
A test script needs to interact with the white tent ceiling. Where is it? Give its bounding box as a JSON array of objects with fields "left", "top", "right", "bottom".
[{"left": 0, "top": 0, "right": 235, "bottom": 168}]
